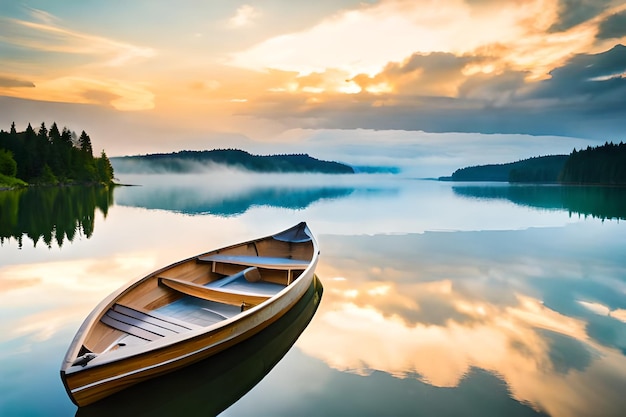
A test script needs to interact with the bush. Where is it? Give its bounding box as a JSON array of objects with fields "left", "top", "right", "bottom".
[{"left": 0, "top": 149, "right": 17, "bottom": 177}]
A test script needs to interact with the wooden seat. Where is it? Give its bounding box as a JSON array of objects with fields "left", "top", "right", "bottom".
[
  {"left": 197, "top": 254, "right": 309, "bottom": 284},
  {"left": 197, "top": 254, "right": 309, "bottom": 269},
  {"left": 158, "top": 276, "right": 270, "bottom": 308}
]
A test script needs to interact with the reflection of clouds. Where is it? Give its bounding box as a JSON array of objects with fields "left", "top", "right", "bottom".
[
  {"left": 0, "top": 254, "right": 156, "bottom": 345},
  {"left": 0, "top": 277, "right": 41, "bottom": 294},
  {"left": 299, "top": 227, "right": 626, "bottom": 417}
]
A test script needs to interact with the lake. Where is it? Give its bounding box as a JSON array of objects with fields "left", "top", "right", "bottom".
[{"left": 1, "top": 173, "right": 625, "bottom": 417}]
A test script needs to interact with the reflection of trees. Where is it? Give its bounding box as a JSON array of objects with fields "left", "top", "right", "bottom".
[
  {"left": 452, "top": 185, "right": 626, "bottom": 221},
  {"left": 0, "top": 186, "right": 113, "bottom": 248}
]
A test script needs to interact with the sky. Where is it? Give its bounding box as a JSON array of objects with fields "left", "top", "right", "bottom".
[{"left": 1, "top": 0, "right": 626, "bottom": 175}]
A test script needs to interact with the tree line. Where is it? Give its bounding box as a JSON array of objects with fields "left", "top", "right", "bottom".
[
  {"left": 443, "top": 155, "right": 568, "bottom": 182},
  {"left": 442, "top": 142, "right": 626, "bottom": 185},
  {"left": 112, "top": 148, "right": 355, "bottom": 174},
  {"left": 0, "top": 121, "right": 114, "bottom": 186},
  {"left": 560, "top": 142, "right": 626, "bottom": 185}
]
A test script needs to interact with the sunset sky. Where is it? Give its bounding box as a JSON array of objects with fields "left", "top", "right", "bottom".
[{"left": 1, "top": 0, "right": 625, "bottom": 175}]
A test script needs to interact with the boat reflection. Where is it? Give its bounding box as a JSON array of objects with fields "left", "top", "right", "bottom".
[
  {"left": 452, "top": 184, "right": 626, "bottom": 221},
  {"left": 0, "top": 186, "right": 113, "bottom": 248},
  {"left": 75, "top": 275, "right": 323, "bottom": 417}
]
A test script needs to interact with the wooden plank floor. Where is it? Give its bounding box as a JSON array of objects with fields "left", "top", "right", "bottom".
[{"left": 155, "top": 297, "right": 241, "bottom": 327}]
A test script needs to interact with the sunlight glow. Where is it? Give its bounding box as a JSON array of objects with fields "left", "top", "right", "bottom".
[{"left": 1, "top": 0, "right": 625, "bottom": 150}]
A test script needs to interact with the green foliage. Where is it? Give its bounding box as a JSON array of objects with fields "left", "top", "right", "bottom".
[
  {"left": 96, "top": 151, "right": 115, "bottom": 183},
  {"left": 0, "top": 149, "right": 17, "bottom": 177},
  {"left": 37, "top": 164, "right": 58, "bottom": 184},
  {"left": 0, "top": 122, "right": 115, "bottom": 185},
  {"left": 0, "top": 173, "right": 27, "bottom": 188}
]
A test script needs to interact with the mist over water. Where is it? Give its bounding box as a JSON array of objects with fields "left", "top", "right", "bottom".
[{"left": 114, "top": 171, "right": 399, "bottom": 216}]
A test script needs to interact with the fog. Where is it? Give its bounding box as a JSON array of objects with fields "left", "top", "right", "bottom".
[
  {"left": 108, "top": 128, "right": 601, "bottom": 180},
  {"left": 112, "top": 169, "right": 400, "bottom": 217},
  {"left": 268, "top": 129, "right": 599, "bottom": 178}
]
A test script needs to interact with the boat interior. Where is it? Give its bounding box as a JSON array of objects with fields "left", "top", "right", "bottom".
[{"left": 75, "top": 231, "right": 314, "bottom": 360}]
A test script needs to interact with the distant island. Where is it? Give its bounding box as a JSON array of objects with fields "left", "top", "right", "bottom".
[
  {"left": 0, "top": 122, "right": 114, "bottom": 188},
  {"left": 111, "top": 149, "right": 355, "bottom": 174},
  {"left": 440, "top": 142, "right": 626, "bottom": 185}
]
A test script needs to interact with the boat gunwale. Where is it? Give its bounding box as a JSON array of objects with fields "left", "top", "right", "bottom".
[{"left": 60, "top": 222, "right": 318, "bottom": 374}]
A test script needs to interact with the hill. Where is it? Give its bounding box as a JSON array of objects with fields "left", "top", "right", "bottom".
[
  {"left": 440, "top": 142, "right": 626, "bottom": 185},
  {"left": 111, "top": 149, "right": 355, "bottom": 174},
  {"left": 440, "top": 155, "right": 568, "bottom": 182}
]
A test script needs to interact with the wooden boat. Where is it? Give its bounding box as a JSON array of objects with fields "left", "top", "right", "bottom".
[{"left": 60, "top": 222, "right": 319, "bottom": 407}]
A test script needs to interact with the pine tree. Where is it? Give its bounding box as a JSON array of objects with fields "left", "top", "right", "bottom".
[
  {"left": 78, "top": 131, "right": 93, "bottom": 157},
  {"left": 96, "top": 150, "right": 115, "bottom": 183},
  {"left": 38, "top": 122, "right": 48, "bottom": 139}
]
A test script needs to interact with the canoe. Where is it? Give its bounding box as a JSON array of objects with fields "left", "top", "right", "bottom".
[{"left": 60, "top": 222, "right": 319, "bottom": 407}]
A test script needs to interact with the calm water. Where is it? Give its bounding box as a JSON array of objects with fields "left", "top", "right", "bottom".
[{"left": 1, "top": 174, "right": 625, "bottom": 417}]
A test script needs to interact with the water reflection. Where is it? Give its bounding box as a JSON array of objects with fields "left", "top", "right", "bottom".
[
  {"left": 0, "top": 186, "right": 113, "bottom": 248},
  {"left": 296, "top": 226, "right": 626, "bottom": 417},
  {"left": 75, "top": 276, "right": 323, "bottom": 417},
  {"left": 113, "top": 173, "right": 398, "bottom": 216},
  {"left": 453, "top": 184, "right": 626, "bottom": 221},
  {"left": 114, "top": 184, "right": 356, "bottom": 216}
]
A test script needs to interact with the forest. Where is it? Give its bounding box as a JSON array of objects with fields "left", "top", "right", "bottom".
[
  {"left": 559, "top": 142, "right": 626, "bottom": 185},
  {"left": 0, "top": 122, "right": 114, "bottom": 187},
  {"left": 442, "top": 142, "right": 626, "bottom": 185}
]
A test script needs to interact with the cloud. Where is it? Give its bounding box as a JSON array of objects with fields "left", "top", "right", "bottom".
[
  {"left": 0, "top": 10, "right": 157, "bottom": 111},
  {"left": 0, "top": 14, "right": 155, "bottom": 67},
  {"left": 25, "top": 7, "right": 60, "bottom": 25},
  {"left": 227, "top": 0, "right": 608, "bottom": 81},
  {"left": 596, "top": 11, "right": 626, "bottom": 40},
  {"left": 31, "top": 77, "right": 155, "bottom": 111},
  {"left": 527, "top": 44, "right": 626, "bottom": 100},
  {"left": 351, "top": 52, "right": 481, "bottom": 96},
  {"left": 0, "top": 76, "right": 35, "bottom": 88},
  {"left": 548, "top": 0, "right": 613, "bottom": 32},
  {"left": 458, "top": 70, "right": 528, "bottom": 103},
  {"left": 228, "top": 5, "right": 259, "bottom": 28},
  {"left": 228, "top": 0, "right": 551, "bottom": 76},
  {"left": 234, "top": 42, "right": 626, "bottom": 140}
]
